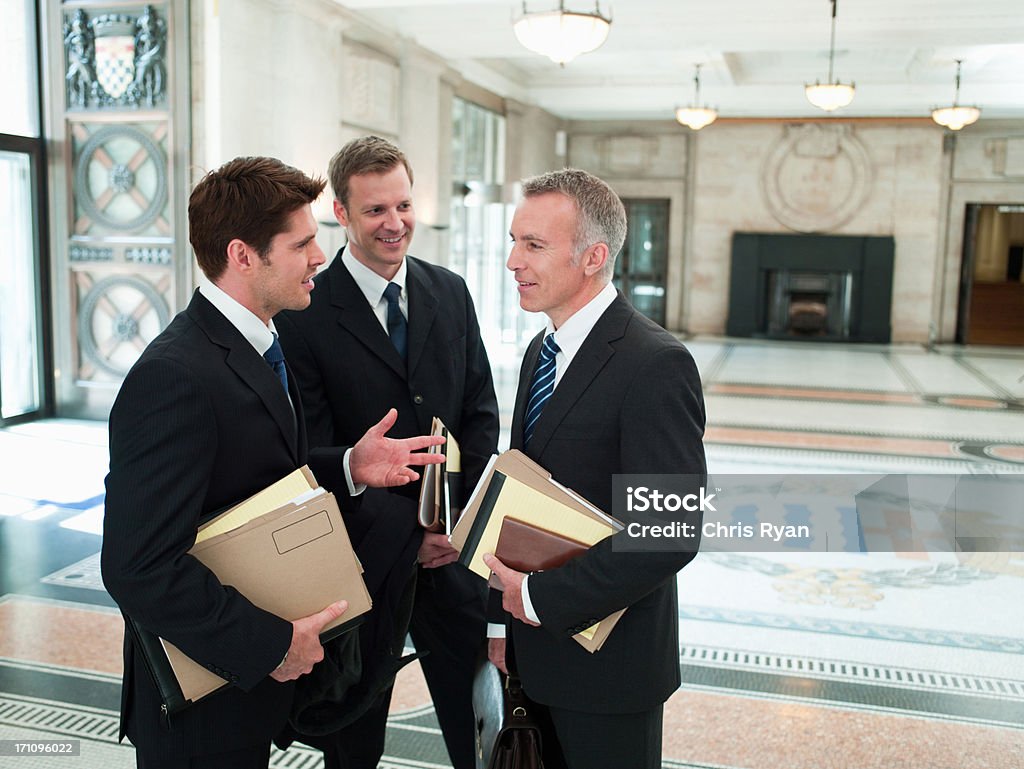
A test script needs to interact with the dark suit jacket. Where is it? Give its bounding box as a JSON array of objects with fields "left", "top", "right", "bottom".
[
  {"left": 503, "top": 292, "right": 706, "bottom": 714},
  {"left": 276, "top": 252, "right": 499, "bottom": 605},
  {"left": 101, "top": 290, "right": 350, "bottom": 758}
]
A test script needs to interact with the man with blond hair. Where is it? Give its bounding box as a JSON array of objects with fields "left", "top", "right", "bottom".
[{"left": 277, "top": 137, "right": 497, "bottom": 769}]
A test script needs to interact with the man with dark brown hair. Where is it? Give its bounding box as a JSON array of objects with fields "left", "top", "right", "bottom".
[
  {"left": 277, "top": 136, "right": 498, "bottom": 769},
  {"left": 102, "top": 156, "right": 444, "bottom": 769}
]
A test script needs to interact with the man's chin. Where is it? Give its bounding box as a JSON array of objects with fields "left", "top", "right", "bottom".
[{"left": 285, "top": 295, "right": 313, "bottom": 313}]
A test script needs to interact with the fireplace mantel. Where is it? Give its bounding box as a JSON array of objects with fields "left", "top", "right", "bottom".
[{"left": 726, "top": 232, "right": 894, "bottom": 343}]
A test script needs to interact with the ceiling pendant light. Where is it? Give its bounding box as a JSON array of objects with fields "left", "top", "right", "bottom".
[
  {"left": 805, "top": 0, "right": 855, "bottom": 112},
  {"left": 931, "top": 59, "right": 981, "bottom": 131},
  {"left": 513, "top": 1, "right": 612, "bottom": 66},
  {"left": 675, "top": 64, "right": 718, "bottom": 130}
]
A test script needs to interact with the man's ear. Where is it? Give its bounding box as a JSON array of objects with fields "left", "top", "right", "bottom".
[
  {"left": 333, "top": 199, "right": 349, "bottom": 228},
  {"left": 225, "top": 238, "right": 255, "bottom": 273},
  {"left": 583, "top": 242, "right": 609, "bottom": 278}
]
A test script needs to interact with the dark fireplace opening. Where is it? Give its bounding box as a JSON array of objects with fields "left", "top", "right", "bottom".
[
  {"left": 727, "top": 233, "right": 893, "bottom": 344},
  {"left": 766, "top": 270, "right": 852, "bottom": 338}
]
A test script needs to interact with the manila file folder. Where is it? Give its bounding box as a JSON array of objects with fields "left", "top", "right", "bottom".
[{"left": 138, "top": 467, "right": 372, "bottom": 711}]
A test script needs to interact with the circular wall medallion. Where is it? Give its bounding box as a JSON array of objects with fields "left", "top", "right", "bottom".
[
  {"left": 74, "top": 124, "right": 168, "bottom": 232},
  {"left": 78, "top": 275, "right": 170, "bottom": 377},
  {"left": 761, "top": 124, "right": 872, "bottom": 233}
]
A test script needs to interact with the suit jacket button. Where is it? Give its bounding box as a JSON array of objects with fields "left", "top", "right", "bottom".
[{"left": 413, "top": 394, "right": 424, "bottom": 405}]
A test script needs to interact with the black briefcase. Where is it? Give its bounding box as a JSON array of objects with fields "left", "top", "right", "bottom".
[{"left": 472, "top": 660, "right": 563, "bottom": 769}]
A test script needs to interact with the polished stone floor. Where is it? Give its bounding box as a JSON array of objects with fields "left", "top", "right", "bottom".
[{"left": 1, "top": 337, "right": 1022, "bottom": 769}]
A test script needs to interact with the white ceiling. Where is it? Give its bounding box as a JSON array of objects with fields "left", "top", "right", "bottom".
[{"left": 337, "top": 0, "right": 1024, "bottom": 122}]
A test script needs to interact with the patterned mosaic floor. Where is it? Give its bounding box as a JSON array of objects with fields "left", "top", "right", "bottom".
[{"left": 1, "top": 338, "right": 1022, "bottom": 768}]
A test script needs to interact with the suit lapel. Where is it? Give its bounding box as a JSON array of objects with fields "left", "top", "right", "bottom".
[
  {"left": 188, "top": 291, "right": 300, "bottom": 462},
  {"left": 405, "top": 258, "right": 438, "bottom": 378},
  {"left": 525, "top": 294, "right": 633, "bottom": 457},
  {"left": 328, "top": 253, "right": 406, "bottom": 379}
]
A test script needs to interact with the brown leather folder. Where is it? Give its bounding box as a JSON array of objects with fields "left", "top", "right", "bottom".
[{"left": 487, "top": 516, "right": 588, "bottom": 591}]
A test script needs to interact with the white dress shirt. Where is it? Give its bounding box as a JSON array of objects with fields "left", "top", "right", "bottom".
[{"left": 342, "top": 248, "right": 409, "bottom": 327}]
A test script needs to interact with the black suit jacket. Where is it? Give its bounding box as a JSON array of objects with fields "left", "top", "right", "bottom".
[
  {"left": 504, "top": 292, "right": 706, "bottom": 714},
  {"left": 102, "top": 290, "right": 350, "bottom": 758},
  {"left": 276, "top": 252, "right": 499, "bottom": 603}
]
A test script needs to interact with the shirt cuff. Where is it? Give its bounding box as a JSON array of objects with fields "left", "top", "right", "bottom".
[
  {"left": 486, "top": 622, "right": 506, "bottom": 639},
  {"left": 343, "top": 448, "right": 366, "bottom": 497},
  {"left": 521, "top": 574, "right": 541, "bottom": 625}
]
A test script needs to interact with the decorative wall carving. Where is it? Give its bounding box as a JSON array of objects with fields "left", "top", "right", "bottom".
[
  {"left": 51, "top": 1, "right": 185, "bottom": 412},
  {"left": 62, "top": 5, "right": 167, "bottom": 110},
  {"left": 69, "top": 246, "right": 114, "bottom": 262},
  {"left": 344, "top": 43, "right": 400, "bottom": 135},
  {"left": 75, "top": 273, "right": 171, "bottom": 379},
  {"left": 569, "top": 133, "right": 688, "bottom": 179},
  {"left": 761, "top": 124, "right": 872, "bottom": 233},
  {"left": 125, "top": 247, "right": 173, "bottom": 265},
  {"left": 72, "top": 123, "right": 169, "bottom": 235},
  {"left": 984, "top": 137, "right": 1024, "bottom": 177}
]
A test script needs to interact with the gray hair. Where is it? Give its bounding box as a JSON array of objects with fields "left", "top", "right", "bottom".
[{"left": 521, "top": 168, "right": 626, "bottom": 280}]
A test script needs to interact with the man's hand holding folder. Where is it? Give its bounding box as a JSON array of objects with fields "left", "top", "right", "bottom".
[
  {"left": 482, "top": 554, "right": 539, "bottom": 628},
  {"left": 270, "top": 599, "right": 349, "bottom": 682}
]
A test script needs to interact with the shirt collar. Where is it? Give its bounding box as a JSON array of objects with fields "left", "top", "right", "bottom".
[
  {"left": 546, "top": 282, "right": 617, "bottom": 365},
  {"left": 198, "top": 279, "right": 277, "bottom": 355},
  {"left": 342, "top": 248, "right": 408, "bottom": 308}
]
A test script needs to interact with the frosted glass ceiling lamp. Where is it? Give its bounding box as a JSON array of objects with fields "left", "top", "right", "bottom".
[
  {"left": 931, "top": 59, "right": 981, "bottom": 131},
  {"left": 805, "top": 0, "right": 855, "bottom": 111},
  {"left": 675, "top": 64, "right": 718, "bottom": 130},
  {"left": 513, "top": 1, "right": 611, "bottom": 65}
]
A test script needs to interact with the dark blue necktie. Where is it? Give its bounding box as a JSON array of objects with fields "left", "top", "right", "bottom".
[
  {"left": 523, "top": 333, "right": 560, "bottom": 447},
  {"left": 383, "top": 282, "right": 408, "bottom": 360},
  {"left": 263, "top": 333, "right": 289, "bottom": 394}
]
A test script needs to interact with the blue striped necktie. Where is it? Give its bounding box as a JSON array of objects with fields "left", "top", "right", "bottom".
[
  {"left": 263, "top": 333, "right": 289, "bottom": 394},
  {"left": 523, "top": 333, "right": 560, "bottom": 447}
]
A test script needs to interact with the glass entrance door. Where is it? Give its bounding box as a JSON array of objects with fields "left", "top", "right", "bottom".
[
  {"left": 0, "top": 0, "right": 48, "bottom": 424},
  {"left": 0, "top": 140, "right": 47, "bottom": 423},
  {"left": 615, "top": 199, "right": 669, "bottom": 327}
]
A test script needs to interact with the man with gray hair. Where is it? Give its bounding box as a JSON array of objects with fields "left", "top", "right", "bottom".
[{"left": 484, "top": 168, "right": 706, "bottom": 768}]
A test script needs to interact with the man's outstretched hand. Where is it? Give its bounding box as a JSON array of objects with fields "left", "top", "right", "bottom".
[{"left": 350, "top": 409, "right": 445, "bottom": 487}]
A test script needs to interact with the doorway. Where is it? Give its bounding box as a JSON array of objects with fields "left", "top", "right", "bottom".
[
  {"left": 0, "top": 138, "right": 49, "bottom": 425},
  {"left": 616, "top": 199, "right": 669, "bottom": 327},
  {"left": 0, "top": 0, "right": 49, "bottom": 425},
  {"left": 957, "top": 203, "right": 1024, "bottom": 346}
]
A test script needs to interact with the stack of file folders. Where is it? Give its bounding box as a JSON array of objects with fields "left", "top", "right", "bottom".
[
  {"left": 125, "top": 466, "right": 372, "bottom": 714},
  {"left": 450, "top": 450, "right": 625, "bottom": 653}
]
